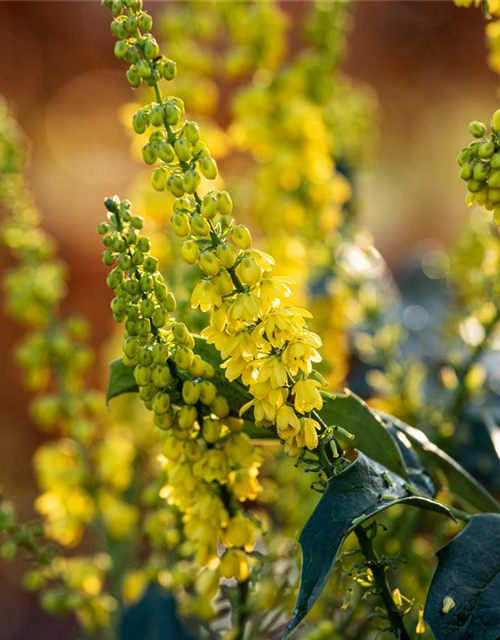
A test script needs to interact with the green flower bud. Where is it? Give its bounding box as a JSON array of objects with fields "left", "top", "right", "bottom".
[
  {"left": 144, "top": 38, "right": 160, "bottom": 60},
  {"left": 182, "top": 380, "right": 200, "bottom": 405},
  {"left": 111, "top": 19, "right": 127, "bottom": 39},
  {"left": 203, "top": 417, "right": 221, "bottom": 443},
  {"left": 469, "top": 121, "right": 487, "bottom": 138},
  {"left": 199, "top": 157, "right": 218, "bottom": 180},
  {"left": 137, "top": 59, "right": 152, "bottom": 79},
  {"left": 217, "top": 191, "right": 233, "bottom": 216},
  {"left": 131, "top": 215, "right": 144, "bottom": 229},
  {"left": 165, "top": 104, "right": 181, "bottom": 125},
  {"left": 107, "top": 269, "right": 123, "bottom": 289},
  {"left": 157, "top": 141, "right": 174, "bottom": 163},
  {"left": 140, "top": 298, "right": 155, "bottom": 317},
  {"left": 97, "top": 222, "right": 109, "bottom": 235},
  {"left": 124, "top": 14, "right": 138, "bottom": 34},
  {"left": 162, "top": 59, "right": 177, "bottom": 81},
  {"left": 175, "top": 346, "right": 193, "bottom": 370},
  {"left": 123, "top": 338, "right": 140, "bottom": 358},
  {"left": 178, "top": 405, "right": 197, "bottom": 429},
  {"left": 167, "top": 175, "right": 185, "bottom": 198},
  {"left": 134, "top": 364, "right": 152, "bottom": 386},
  {"left": 132, "top": 249, "right": 144, "bottom": 266},
  {"left": 152, "top": 343, "right": 169, "bottom": 365},
  {"left": 479, "top": 142, "right": 495, "bottom": 159},
  {"left": 183, "top": 169, "right": 200, "bottom": 194},
  {"left": 152, "top": 307, "right": 168, "bottom": 328},
  {"left": 489, "top": 170, "right": 500, "bottom": 188},
  {"left": 125, "top": 47, "right": 140, "bottom": 64},
  {"left": 133, "top": 112, "right": 148, "bottom": 134},
  {"left": 123, "top": 279, "right": 140, "bottom": 296},
  {"left": 473, "top": 163, "right": 489, "bottom": 181},
  {"left": 200, "top": 194, "right": 217, "bottom": 221},
  {"left": 457, "top": 148, "right": 472, "bottom": 166},
  {"left": 125, "top": 320, "right": 138, "bottom": 336},
  {"left": 142, "top": 143, "right": 157, "bottom": 165},
  {"left": 174, "top": 138, "right": 192, "bottom": 163},
  {"left": 137, "top": 318, "right": 152, "bottom": 337},
  {"left": 153, "top": 392, "right": 171, "bottom": 414},
  {"left": 163, "top": 292, "right": 176, "bottom": 312},
  {"left": 139, "top": 382, "right": 156, "bottom": 402},
  {"left": 467, "top": 179, "right": 485, "bottom": 193},
  {"left": 231, "top": 224, "right": 252, "bottom": 249},
  {"left": 102, "top": 250, "right": 115, "bottom": 266},
  {"left": 126, "top": 66, "right": 142, "bottom": 88},
  {"left": 489, "top": 187, "right": 500, "bottom": 203},
  {"left": 184, "top": 121, "right": 200, "bottom": 145},
  {"left": 114, "top": 41, "right": 128, "bottom": 59},
  {"left": 126, "top": 305, "right": 140, "bottom": 321},
  {"left": 239, "top": 256, "right": 262, "bottom": 285},
  {"left": 216, "top": 243, "right": 237, "bottom": 268},
  {"left": 152, "top": 167, "right": 167, "bottom": 191},
  {"left": 154, "top": 281, "right": 168, "bottom": 301},
  {"left": 137, "top": 349, "right": 152, "bottom": 367},
  {"left": 211, "top": 395, "right": 230, "bottom": 418},
  {"left": 199, "top": 381, "right": 217, "bottom": 405},
  {"left": 459, "top": 164, "right": 473, "bottom": 181},
  {"left": 492, "top": 109, "right": 500, "bottom": 133},
  {"left": 181, "top": 240, "right": 200, "bottom": 265},
  {"left": 189, "top": 355, "right": 206, "bottom": 377},
  {"left": 118, "top": 253, "right": 132, "bottom": 270},
  {"left": 150, "top": 104, "right": 165, "bottom": 127},
  {"left": 139, "top": 236, "right": 151, "bottom": 251},
  {"left": 191, "top": 214, "right": 210, "bottom": 237},
  {"left": 138, "top": 12, "right": 153, "bottom": 31},
  {"left": 140, "top": 274, "right": 154, "bottom": 292},
  {"left": 155, "top": 411, "right": 173, "bottom": 430}
]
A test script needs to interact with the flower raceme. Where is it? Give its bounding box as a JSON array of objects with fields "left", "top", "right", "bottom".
[{"left": 101, "top": 0, "right": 331, "bottom": 458}]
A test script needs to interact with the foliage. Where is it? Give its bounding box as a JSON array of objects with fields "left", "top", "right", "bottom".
[{"left": 1, "top": 1, "right": 500, "bottom": 640}]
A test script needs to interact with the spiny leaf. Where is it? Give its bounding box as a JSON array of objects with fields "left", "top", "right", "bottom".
[
  {"left": 425, "top": 513, "right": 500, "bottom": 640},
  {"left": 285, "top": 452, "right": 454, "bottom": 636},
  {"left": 106, "top": 359, "right": 138, "bottom": 405}
]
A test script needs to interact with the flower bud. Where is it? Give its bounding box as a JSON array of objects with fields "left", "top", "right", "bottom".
[
  {"left": 199, "top": 381, "right": 217, "bottom": 405},
  {"left": 211, "top": 395, "right": 230, "bottom": 418},
  {"left": 183, "top": 169, "right": 201, "bottom": 194},
  {"left": 174, "top": 138, "right": 192, "bottom": 163},
  {"left": 199, "top": 157, "right": 218, "bottom": 180},
  {"left": 152, "top": 167, "right": 167, "bottom": 191},
  {"left": 199, "top": 251, "right": 220, "bottom": 276},
  {"left": 231, "top": 225, "right": 252, "bottom": 250},
  {"left": 202, "top": 417, "right": 221, "bottom": 443},
  {"left": 152, "top": 392, "right": 171, "bottom": 415},
  {"left": 217, "top": 191, "right": 233, "bottom": 215},
  {"left": 469, "top": 121, "right": 486, "bottom": 138},
  {"left": 181, "top": 240, "right": 200, "bottom": 265},
  {"left": 184, "top": 121, "right": 200, "bottom": 145},
  {"left": 182, "top": 381, "right": 200, "bottom": 405},
  {"left": 238, "top": 256, "right": 262, "bottom": 285},
  {"left": 178, "top": 405, "right": 197, "bottom": 430},
  {"left": 171, "top": 213, "right": 191, "bottom": 237},
  {"left": 201, "top": 193, "right": 218, "bottom": 219},
  {"left": 162, "top": 59, "right": 177, "bottom": 81},
  {"left": 191, "top": 214, "right": 210, "bottom": 237},
  {"left": 167, "top": 175, "right": 185, "bottom": 198},
  {"left": 157, "top": 141, "right": 174, "bottom": 163}
]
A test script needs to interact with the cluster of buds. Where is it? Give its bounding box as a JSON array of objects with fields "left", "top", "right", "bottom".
[{"left": 458, "top": 109, "right": 500, "bottom": 222}]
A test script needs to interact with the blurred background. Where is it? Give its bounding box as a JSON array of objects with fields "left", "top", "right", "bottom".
[{"left": 0, "top": 1, "right": 498, "bottom": 637}]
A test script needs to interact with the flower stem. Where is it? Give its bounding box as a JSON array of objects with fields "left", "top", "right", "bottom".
[{"left": 354, "top": 526, "right": 410, "bottom": 640}]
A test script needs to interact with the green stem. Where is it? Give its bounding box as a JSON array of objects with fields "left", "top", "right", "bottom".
[{"left": 354, "top": 526, "right": 410, "bottom": 640}]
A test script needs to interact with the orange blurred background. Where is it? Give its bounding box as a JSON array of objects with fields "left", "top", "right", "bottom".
[{"left": 0, "top": 1, "right": 497, "bottom": 637}]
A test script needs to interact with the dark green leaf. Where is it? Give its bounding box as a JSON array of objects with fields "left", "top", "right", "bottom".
[
  {"left": 106, "top": 359, "right": 138, "bottom": 405},
  {"left": 286, "top": 452, "right": 454, "bottom": 636},
  {"left": 121, "top": 584, "right": 194, "bottom": 640},
  {"left": 320, "top": 391, "right": 407, "bottom": 476},
  {"left": 425, "top": 513, "right": 500, "bottom": 640},
  {"left": 386, "top": 413, "right": 500, "bottom": 514}
]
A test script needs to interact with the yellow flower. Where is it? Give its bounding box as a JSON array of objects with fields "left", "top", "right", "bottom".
[
  {"left": 297, "top": 417, "right": 321, "bottom": 450},
  {"left": 276, "top": 405, "right": 301, "bottom": 439},
  {"left": 292, "top": 378, "right": 323, "bottom": 414},
  {"left": 222, "top": 515, "right": 257, "bottom": 550},
  {"left": 191, "top": 279, "right": 222, "bottom": 312},
  {"left": 228, "top": 292, "right": 261, "bottom": 325},
  {"left": 220, "top": 548, "right": 249, "bottom": 582},
  {"left": 229, "top": 467, "right": 262, "bottom": 501},
  {"left": 282, "top": 337, "right": 322, "bottom": 376},
  {"left": 193, "top": 449, "right": 229, "bottom": 483},
  {"left": 257, "top": 276, "right": 293, "bottom": 312}
]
